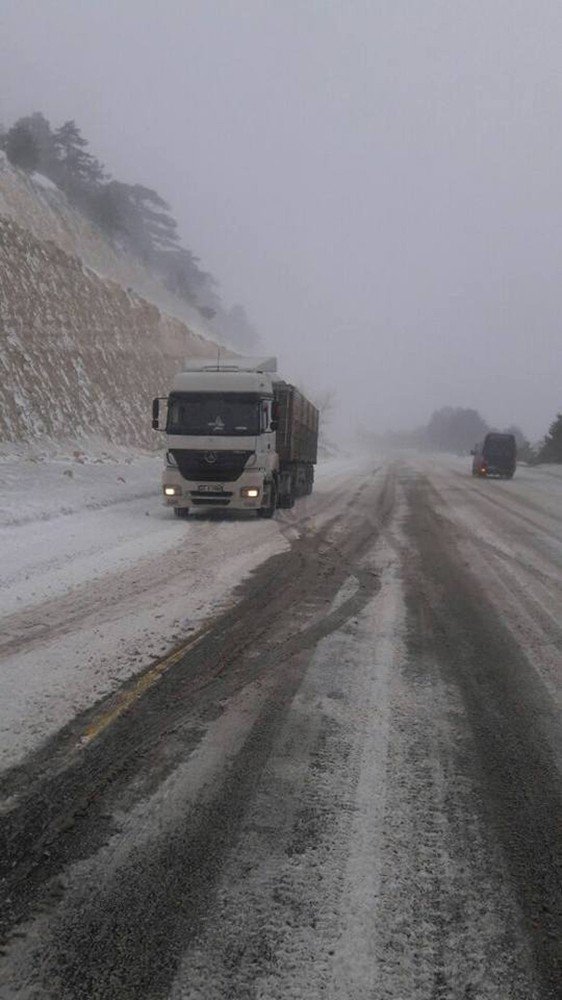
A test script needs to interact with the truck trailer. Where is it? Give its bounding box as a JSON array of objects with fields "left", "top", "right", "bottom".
[{"left": 152, "top": 357, "right": 319, "bottom": 517}]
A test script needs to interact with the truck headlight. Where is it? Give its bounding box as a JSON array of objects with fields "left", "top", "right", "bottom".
[
  {"left": 241, "top": 487, "right": 259, "bottom": 498},
  {"left": 164, "top": 486, "right": 178, "bottom": 496}
]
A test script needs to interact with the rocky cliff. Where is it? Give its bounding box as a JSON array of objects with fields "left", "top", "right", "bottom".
[{"left": 0, "top": 215, "right": 218, "bottom": 447}]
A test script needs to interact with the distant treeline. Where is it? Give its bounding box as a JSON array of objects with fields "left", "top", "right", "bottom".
[
  {"left": 366, "top": 406, "right": 562, "bottom": 464},
  {"left": 0, "top": 112, "right": 258, "bottom": 350}
]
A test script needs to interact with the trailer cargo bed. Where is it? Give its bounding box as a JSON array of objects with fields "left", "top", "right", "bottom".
[{"left": 273, "top": 382, "right": 319, "bottom": 465}]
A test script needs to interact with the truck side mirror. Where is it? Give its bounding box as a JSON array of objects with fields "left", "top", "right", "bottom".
[
  {"left": 272, "top": 401, "right": 280, "bottom": 421},
  {"left": 270, "top": 420, "right": 278, "bottom": 431},
  {"left": 152, "top": 398, "right": 159, "bottom": 430}
]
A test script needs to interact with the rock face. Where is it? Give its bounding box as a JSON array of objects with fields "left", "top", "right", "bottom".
[{"left": 0, "top": 216, "right": 217, "bottom": 447}]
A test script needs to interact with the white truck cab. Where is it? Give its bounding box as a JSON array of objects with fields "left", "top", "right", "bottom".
[{"left": 153, "top": 357, "right": 281, "bottom": 517}]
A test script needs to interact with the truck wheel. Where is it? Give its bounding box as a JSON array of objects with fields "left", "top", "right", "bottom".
[
  {"left": 258, "top": 481, "right": 277, "bottom": 518},
  {"left": 278, "top": 486, "right": 294, "bottom": 509},
  {"left": 277, "top": 471, "right": 295, "bottom": 509},
  {"left": 174, "top": 507, "right": 189, "bottom": 518}
]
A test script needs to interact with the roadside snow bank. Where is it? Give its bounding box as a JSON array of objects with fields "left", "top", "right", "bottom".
[{"left": 0, "top": 444, "right": 161, "bottom": 528}]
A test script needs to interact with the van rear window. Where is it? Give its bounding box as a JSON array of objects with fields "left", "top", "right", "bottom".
[{"left": 484, "top": 435, "right": 516, "bottom": 457}]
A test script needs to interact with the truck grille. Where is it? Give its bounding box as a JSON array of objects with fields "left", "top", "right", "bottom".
[
  {"left": 170, "top": 450, "right": 253, "bottom": 482},
  {"left": 191, "top": 498, "right": 231, "bottom": 506}
]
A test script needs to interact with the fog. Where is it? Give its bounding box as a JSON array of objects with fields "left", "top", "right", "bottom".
[{"left": 3, "top": 1, "right": 562, "bottom": 439}]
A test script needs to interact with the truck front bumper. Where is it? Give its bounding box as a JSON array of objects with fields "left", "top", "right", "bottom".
[{"left": 162, "top": 469, "right": 265, "bottom": 511}]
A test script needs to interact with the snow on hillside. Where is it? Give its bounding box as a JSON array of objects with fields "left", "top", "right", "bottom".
[
  {"left": 29, "top": 171, "right": 58, "bottom": 192},
  {"left": 0, "top": 152, "right": 215, "bottom": 338}
]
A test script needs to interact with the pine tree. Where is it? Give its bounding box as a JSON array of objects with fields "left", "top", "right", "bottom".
[
  {"left": 5, "top": 123, "right": 39, "bottom": 172},
  {"left": 129, "top": 185, "right": 180, "bottom": 254},
  {"left": 9, "top": 113, "right": 58, "bottom": 179},
  {"left": 537, "top": 413, "right": 562, "bottom": 463},
  {"left": 54, "top": 120, "right": 105, "bottom": 193},
  {"left": 91, "top": 181, "right": 175, "bottom": 261}
]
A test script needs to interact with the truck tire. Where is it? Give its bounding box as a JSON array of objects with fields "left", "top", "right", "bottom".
[
  {"left": 257, "top": 480, "right": 277, "bottom": 518},
  {"left": 278, "top": 471, "right": 294, "bottom": 509},
  {"left": 279, "top": 482, "right": 295, "bottom": 508}
]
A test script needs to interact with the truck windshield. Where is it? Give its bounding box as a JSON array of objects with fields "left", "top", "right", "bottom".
[{"left": 167, "top": 392, "right": 260, "bottom": 436}]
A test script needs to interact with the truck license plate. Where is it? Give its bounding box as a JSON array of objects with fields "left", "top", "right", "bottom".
[{"left": 197, "top": 484, "right": 223, "bottom": 492}]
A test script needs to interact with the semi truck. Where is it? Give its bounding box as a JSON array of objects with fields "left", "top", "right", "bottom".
[{"left": 152, "top": 357, "right": 319, "bottom": 517}]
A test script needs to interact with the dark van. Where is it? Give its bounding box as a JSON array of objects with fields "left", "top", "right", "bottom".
[{"left": 472, "top": 433, "right": 517, "bottom": 479}]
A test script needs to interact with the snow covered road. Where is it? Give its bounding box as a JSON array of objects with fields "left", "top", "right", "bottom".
[
  {"left": 0, "top": 451, "right": 365, "bottom": 768},
  {"left": 0, "top": 455, "right": 561, "bottom": 998}
]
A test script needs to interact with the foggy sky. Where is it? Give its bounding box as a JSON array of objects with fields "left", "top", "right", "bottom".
[{"left": 3, "top": 0, "right": 562, "bottom": 439}]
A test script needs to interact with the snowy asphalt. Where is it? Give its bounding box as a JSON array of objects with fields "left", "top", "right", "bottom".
[{"left": 0, "top": 457, "right": 561, "bottom": 998}]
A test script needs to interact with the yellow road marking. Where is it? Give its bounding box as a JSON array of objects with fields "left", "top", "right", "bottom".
[{"left": 77, "top": 627, "right": 211, "bottom": 749}]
